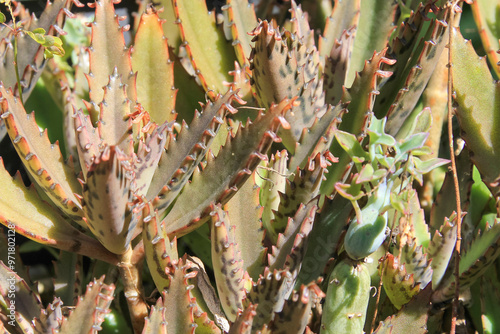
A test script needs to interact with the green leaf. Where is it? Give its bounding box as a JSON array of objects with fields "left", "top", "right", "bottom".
[
  {"left": 0, "top": 12, "right": 5, "bottom": 24},
  {"left": 59, "top": 277, "right": 115, "bottom": 334},
  {"left": 318, "top": 0, "right": 360, "bottom": 58},
  {"left": 87, "top": 0, "right": 135, "bottom": 115},
  {"left": 163, "top": 99, "right": 293, "bottom": 238},
  {"left": 174, "top": 0, "right": 236, "bottom": 96},
  {"left": 132, "top": 8, "right": 176, "bottom": 124},
  {"left": 346, "top": 0, "right": 397, "bottom": 86},
  {"left": 452, "top": 27, "right": 500, "bottom": 188},
  {"left": 0, "top": 86, "right": 84, "bottom": 224},
  {"left": 211, "top": 205, "right": 247, "bottom": 322}
]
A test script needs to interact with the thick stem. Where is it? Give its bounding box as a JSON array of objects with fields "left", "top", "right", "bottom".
[{"left": 118, "top": 246, "right": 148, "bottom": 334}]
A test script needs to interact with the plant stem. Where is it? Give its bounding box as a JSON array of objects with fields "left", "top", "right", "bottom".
[
  {"left": 5, "top": 1, "right": 23, "bottom": 103},
  {"left": 118, "top": 246, "right": 149, "bottom": 334},
  {"left": 447, "top": 2, "right": 463, "bottom": 333}
]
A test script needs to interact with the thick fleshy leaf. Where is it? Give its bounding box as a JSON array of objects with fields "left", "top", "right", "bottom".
[
  {"left": 81, "top": 146, "right": 140, "bottom": 255},
  {"left": 225, "top": 169, "right": 266, "bottom": 280},
  {"left": 211, "top": 205, "right": 247, "bottom": 322},
  {"left": 142, "top": 300, "right": 168, "bottom": 334},
  {"left": 86, "top": 0, "right": 135, "bottom": 122},
  {"left": 33, "top": 298, "right": 64, "bottom": 334},
  {"left": 0, "top": 262, "right": 42, "bottom": 330},
  {"left": 142, "top": 201, "right": 178, "bottom": 292},
  {"left": 322, "top": 50, "right": 395, "bottom": 194},
  {"left": 269, "top": 153, "right": 329, "bottom": 241},
  {"left": 249, "top": 21, "right": 324, "bottom": 149},
  {"left": 346, "top": 0, "right": 397, "bottom": 86},
  {"left": 428, "top": 217, "right": 457, "bottom": 289},
  {"left": 452, "top": 27, "right": 500, "bottom": 190},
  {"left": 59, "top": 277, "right": 115, "bottom": 334},
  {"left": 470, "top": 0, "right": 500, "bottom": 78},
  {"left": 373, "top": 285, "right": 431, "bottom": 334},
  {"left": 433, "top": 219, "right": 500, "bottom": 303},
  {"left": 324, "top": 28, "right": 356, "bottom": 106},
  {"left": 260, "top": 150, "right": 289, "bottom": 235},
  {"left": 268, "top": 201, "right": 317, "bottom": 277},
  {"left": 268, "top": 284, "right": 324, "bottom": 333},
  {"left": 96, "top": 69, "right": 133, "bottom": 154},
  {"left": 73, "top": 107, "right": 101, "bottom": 176},
  {"left": 133, "top": 122, "right": 171, "bottom": 197},
  {"left": 0, "top": 159, "right": 118, "bottom": 264},
  {"left": 132, "top": 8, "right": 176, "bottom": 124},
  {"left": 318, "top": 0, "right": 360, "bottom": 58},
  {"left": 229, "top": 304, "right": 256, "bottom": 334},
  {"left": 174, "top": 0, "right": 236, "bottom": 96},
  {"left": 222, "top": 0, "right": 258, "bottom": 69},
  {"left": 384, "top": 10, "right": 449, "bottom": 136},
  {"left": 149, "top": 90, "right": 242, "bottom": 208},
  {"left": 381, "top": 254, "right": 421, "bottom": 309},
  {"left": 244, "top": 268, "right": 295, "bottom": 332},
  {"left": 288, "top": 102, "right": 346, "bottom": 171},
  {"left": 373, "top": 4, "right": 432, "bottom": 119},
  {"left": 290, "top": 1, "right": 316, "bottom": 50},
  {"left": 0, "top": 85, "right": 84, "bottom": 225},
  {"left": 296, "top": 194, "right": 351, "bottom": 285},
  {"left": 161, "top": 258, "right": 197, "bottom": 334},
  {"left": 163, "top": 98, "right": 293, "bottom": 238}
]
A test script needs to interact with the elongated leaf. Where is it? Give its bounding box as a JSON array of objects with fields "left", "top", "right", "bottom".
[
  {"left": 452, "top": 27, "right": 500, "bottom": 190},
  {"left": 132, "top": 8, "right": 176, "bottom": 124},
  {"left": 268, "top": 202, "right": 317, "bottom": 276},
  {"left": 318, "top": 0, "right": 360, "bottom": 58},
  {"left": 81, "top": 146, "right": 140, "bottom": 255},
  {"left": 260, "top": 150, "right": 289, "bottom": 236},
  {"left": 322, "top": 50, "right": 395, "bottom": 194},
  {"left": 432, "top": 220, "right": 500, "bottom": 303},
  {"left": 346, "top": 0, "right": 397, "bottom": 86},
  {"left": 163, "top": 98, "right": 294, "bottom": 238},
  {"left": 33, "top": 298, "right": 64, "bottom": 334},
  {"left": 0, "top": 262, "right": 42, "bottom": 329},
  {"left": 59, "top": 277, "right": 115, "bottom": 334},
  {"left": 143, "top": 201, "right": 178, "bottom": 292},
  {"left": 161, "top": 258, "right": 197, "bottom": 334},
  {"left": 269, "top": 153, "right": 329, "bottom": 240},
  {"left": 174, "top": 0, "right": 236, "bottom": 96},
  {"left": 268, "top": 284, "right": 324, "bottom": 334},
  {"left": 373, "top": 4, "right": 432, "bottom": 119},
  {"left": 0, "top": 85, "right": 84, "bottom": 224},
  {"left": 471, "top": 0, "right": 500, "bottom": 78},
  {"left": 373, "top": 285, "right": 431, "bottom": 334},
  {"left": 211, "top": 205, "right": 247, "bottom": 322},
  {"left": 244, "top": 268, "right": 294, "bottom": 332},
  {"left": 149, "top": 90, "right": 243, "bottom": 209},
  {"left": 0, "top": 159, "right": 117, "bottom": 264},
  {"left": 223, "top": 0, "right": 258, "bottom": 69},
  {"left": 97, "top": 69, "right": 133, "bottom": 154},
  {"left": 385, "top": 11, "right": 450, "bottom": 136},
  {"left": 428, "top": 217, "right": 457, "bottom": 289},
  {"left": 87, "top": 0, "right": 135, "bottom": 121},
  {"left": 142, "top": 301, "right": 168, "bottom": 334},
  {"left": 225, "top": 169, "right": 266, "bottom": 280},
  {"left": 249, "top": 21, "right": 324, "bottom": 149}
]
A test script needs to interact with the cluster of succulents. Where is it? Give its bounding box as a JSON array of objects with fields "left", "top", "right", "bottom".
[{"left": 0, "top": 0, "right": 499, "bottom": 333}]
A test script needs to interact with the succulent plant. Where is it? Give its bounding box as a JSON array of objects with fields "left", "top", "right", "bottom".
[{"left": 0, "top": 0, "right": 499, "bottom": 333}]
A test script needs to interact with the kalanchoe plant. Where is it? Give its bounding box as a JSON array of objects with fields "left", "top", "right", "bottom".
[{"left": 1, "top": 0, "right": 500, "bottom": 333}]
